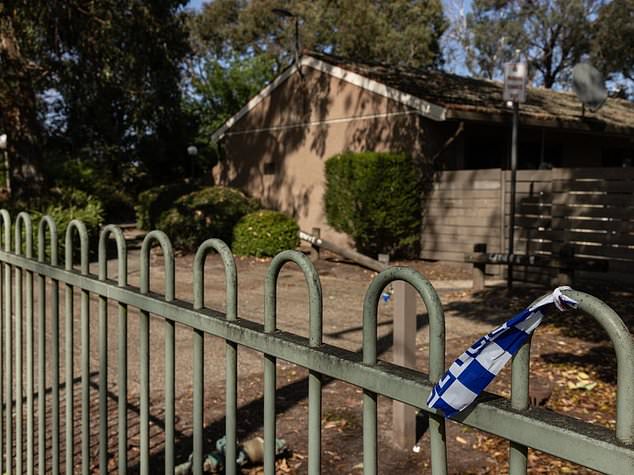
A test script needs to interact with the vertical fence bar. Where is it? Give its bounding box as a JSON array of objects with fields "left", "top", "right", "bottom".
[
  {"left": 64, "top": 255, "right": 73, "bottom": 473},
  {"left": 139, "top": 272, "right": 150, "bottom": 475},
  {"left": 140, "top": 231, "right": 175, "bottom": 474},
  {"left": 38, "top": 217, "right": 58, "bottom": 475},
  {"left": 362, "top": 268, "right": 446, "bottom": 475},
  {"left": 16, "top": 213, "right": 34, "bottom": 474},
  {"left": 98, "top": 226, "right": 127, "bottom": 474},
  {"left": 2, "top": 209, "right": 12, "bottom": 475},
  {"left": 117, "top": 283, "right": 128, "bottom": 472},
  {"left": 192, "top": 240, "right": 237, "bottom": 475},
  {"left": 65, "top": 221, "right": 89, "bottom": 475},
  {"left": 510, "top": 339, "right": 530, "bottom": 475},
  {"left": 14, "top": 217, "right": 24, "bottom": 475},
  {"left": 264, "top": 251, "right": 323, "bottom": 475},
  {"left": 0, "top": 212, "right": 5, "bottom": 475}
]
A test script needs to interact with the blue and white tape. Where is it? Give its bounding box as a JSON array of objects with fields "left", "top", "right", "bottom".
[{"left": 426, "top": 286, "right": 577, "bottom": 418}]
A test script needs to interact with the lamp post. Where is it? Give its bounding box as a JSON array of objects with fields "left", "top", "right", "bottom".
[
  {"left": 503, "top": 54, "right": 527, "bottom": 290},
  {"left": 0, "top": 134, "right": 10, "bottom": 194},
  {"left": 187, "top": 145, "right": 198, "bottom": 181}
]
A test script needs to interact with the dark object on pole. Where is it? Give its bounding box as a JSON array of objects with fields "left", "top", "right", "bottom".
[
  {"left": 572, "top": 63, "right": 607, "bottom": 113},
  {"left": 508, "top": 102, "right": 519, "bottom": 290}
]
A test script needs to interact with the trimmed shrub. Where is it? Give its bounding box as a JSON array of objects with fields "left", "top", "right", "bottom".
[
  {"left": 324, "top": 151, "right": 422, "bottom": 257},
  {"left": 232, "top": 210, "right": 299, "bottom": 257},
  {"left": 135, "top": 183, "right": 197, "bottom": 230},
  {"left": 157, "top": 186, "right": 260, "bottom": 250}
]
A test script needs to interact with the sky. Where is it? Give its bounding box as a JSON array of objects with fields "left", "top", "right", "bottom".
[{"left": 187, "top": 0, "right": 205, "bottom": 10}]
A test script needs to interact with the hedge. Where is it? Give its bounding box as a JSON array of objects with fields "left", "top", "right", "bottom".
[
  {"left": 232, "top": 210, "right": 299, "bottom": 257},
  {"left": 156, "top": 186, "right": 260, "bottom": 250},
  {"left": 323, "top": 151, "right": 422, "bottom": 257},
  {"left": 135, "top": 183, "right": 197, "bottom": 230}
]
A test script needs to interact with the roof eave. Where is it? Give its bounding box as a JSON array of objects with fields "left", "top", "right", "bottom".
[{"left": 446, "top": 108, "right": 634, "bottom": 136}]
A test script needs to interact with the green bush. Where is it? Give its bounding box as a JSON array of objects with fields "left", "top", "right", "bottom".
[
  {"left": 31, "top": 188, "right": 105, "bottom": 259},
  {"left": 156, "top": 186, "right": 260, "bottom": 250},
  {"left": 44, "top": 158, "right": 136, "bottom": 221},
  {"left": 232, "top": 210, "right": 299, "bottom": 257},
  {"left": 135, "top": 183, "right": 197, "bottom": 230},
  {"left": 324, "top": 151, "right": 422, "bottom": 257}
]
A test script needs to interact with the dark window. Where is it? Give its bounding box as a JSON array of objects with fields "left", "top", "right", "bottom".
[{"left": 602, "top": 148, "right": 634, "bottom": 167}]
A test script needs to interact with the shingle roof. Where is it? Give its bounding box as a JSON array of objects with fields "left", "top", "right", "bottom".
[{"left": 308, "top": 51, "right": 634, "bottom": 135}]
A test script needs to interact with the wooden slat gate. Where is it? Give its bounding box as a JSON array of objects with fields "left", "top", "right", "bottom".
[{"left": 422, "top": 167, "right": 634, "bottom": 283}]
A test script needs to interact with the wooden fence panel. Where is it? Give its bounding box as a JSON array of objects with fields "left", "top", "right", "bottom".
[{"left": 422, "top": 167, "right": 634, "bottom": 283}]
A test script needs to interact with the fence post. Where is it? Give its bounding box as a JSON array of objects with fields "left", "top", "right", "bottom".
[
  {"left": 472, "top": 243, "right": 487, "bottom": 292},
  {"left": 392, "top": 281, "right": 417, "bottom": 449},
  {"left": 382, "top": 254, "right": 418, "bottom": 450}
]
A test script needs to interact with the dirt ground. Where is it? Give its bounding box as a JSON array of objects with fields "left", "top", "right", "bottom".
[{"left": 27, "top": 239, "right": 634, "bottom": 474}]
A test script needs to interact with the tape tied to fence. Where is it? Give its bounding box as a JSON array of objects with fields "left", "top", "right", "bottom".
[{"left": 427, "top": 286, "right": 578, "bottom": 418}]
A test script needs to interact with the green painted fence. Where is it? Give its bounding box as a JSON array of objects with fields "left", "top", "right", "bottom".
[{"left": 0, "top": 210, "right": 632, "bottom": 474}]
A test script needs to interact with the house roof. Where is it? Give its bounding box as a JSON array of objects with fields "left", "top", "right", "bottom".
[{"left": 212, "top": 51, "right": 634, "bottom": 141}]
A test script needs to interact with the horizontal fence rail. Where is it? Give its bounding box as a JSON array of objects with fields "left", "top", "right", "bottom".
[{"left": 0, "top": 211, "right": 631, "bottom": 474}]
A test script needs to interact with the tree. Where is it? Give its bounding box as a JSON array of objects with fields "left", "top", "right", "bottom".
[
  {"left": 188, "top": 0, "right": 447, "bottom": 69},
  {"left": 464, "top": 0, "right": 603, "bottom": 88},
  {"left": 185, "top": 53, "right": 278, "bottom": 148},
  {"left": 0, "top": 1, "right": 192, "bottom": 202},
  {"left": 0, "top": 2, "right": 49, "bottom": 192},
  {"left": 592, "top": 0, "right": 634, "bottom": 90}
]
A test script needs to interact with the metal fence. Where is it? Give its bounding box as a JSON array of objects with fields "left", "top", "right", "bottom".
[{"left": 0, "top": 210, "right": 632, "bottom": 474}]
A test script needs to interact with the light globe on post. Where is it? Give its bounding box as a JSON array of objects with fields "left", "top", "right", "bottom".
[{"left": 187, "top": 145, "right": 198, "bottom": 181}]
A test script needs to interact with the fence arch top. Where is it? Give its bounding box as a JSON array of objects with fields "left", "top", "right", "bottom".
[
  {"left": 98, "top": 225, "right": 127, "bottom": 285},
  {"left": 140, "top": 230, "right": 175, "bottom": 301},
  {"left": 14, "top": 211, "right": 33, "bottom": 258},
  {"left": 264, "top": 250, "right": 323, "bottom": 346},
  {"left": 362, "top": 267, "right": 445, "bottom": 381},
  {"left": 552, "top": 289, "right": 633, "bottom": 444},
  {"left": 64, "top": 219, "right": 89, "bottom": 274},
  {"left": 193, "top": 239, "right": 237, "bottom": 317},
  {"left": 37, "top": 215, "right": 58, "bottom": 265},
  {"left": 0, "top": 209, "right": 11, "bottom": 252}
]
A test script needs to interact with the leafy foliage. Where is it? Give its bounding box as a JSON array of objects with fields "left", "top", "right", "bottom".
[
  {"left": 0, "top": 1, "right": 192, "bottom": 200},
  {"left": 324, "top": 152, "right": 422, "bottom": 258},
  {"left": 592, "top": 0, "right": 634, "bottom": 92},
  {"left": 232, "top": 210, "right": 299, "bottom": 257},
  {"left": 464, "top": 0, "right": 602, "bottom": 88},
  {"left": 28, "top": 188, "right": 105, "bottom": 260},
  {"left": 156, "top": 186, "right": 260, "bottom": 251},
  {"left": 135, "top": 183, "right": 198, "bottom": 231},
  {"left": 184, "top": 53, "right": 278, "bottom": 151},
  {"left": 188, "top": 0, "right": 446, "bottom": 69}
]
